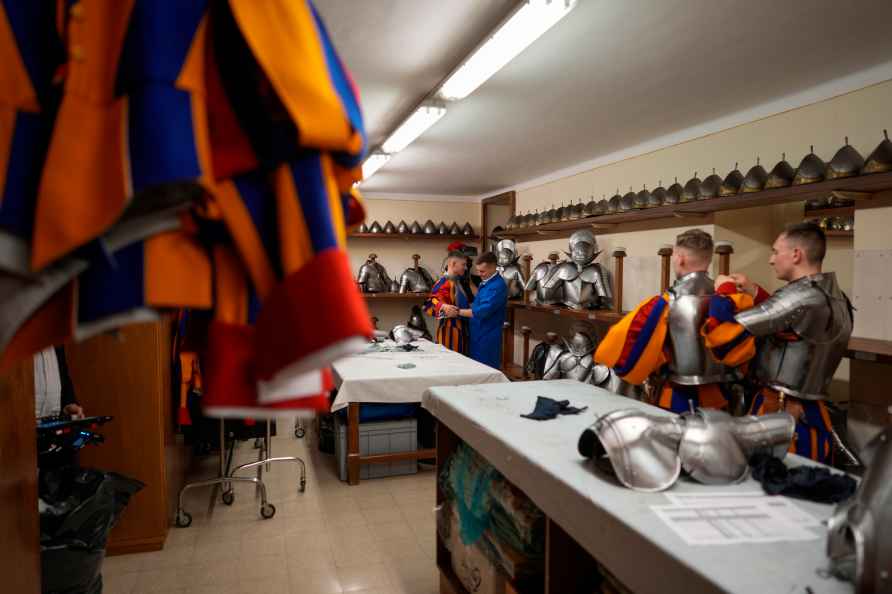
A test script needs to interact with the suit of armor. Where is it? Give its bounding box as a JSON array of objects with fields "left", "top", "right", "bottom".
[
  {"left": 398, "top": 257, "right": 435, "bottom": 294},
  {"left": 356, "top": 254, "right": 392, "bottom": 293},
  {"left": 495, "top": 240, "right": 526, "bottom": 300},
  {"left": 542, "top": 331, "right": 609, "bottom": 385},
  {"left": 541, "top": 230, "right": 611, "bottom": 309},
  {"left": 735, "top": 272, "right": 852, "bottom": 401},
  {"left": 525, "top": 259, "right": 561, "bottom": 305}
]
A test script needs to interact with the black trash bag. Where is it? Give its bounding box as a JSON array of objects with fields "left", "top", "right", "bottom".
[{"left": 39, "top": 467, "right": 144, "bottom": 594}]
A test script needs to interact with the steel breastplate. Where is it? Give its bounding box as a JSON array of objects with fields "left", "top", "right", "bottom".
[
  {"left": 399, "top": 268, "right": 433, "bottom": 293},
  {"left": 498, "top": 264, "right": 526, "bottom": 300},
  {"left": 359, "top": 263, "right": 389, "bottom": 292},
  {"left": 557, "top": 351, "right": 595, "bottom": 382}
]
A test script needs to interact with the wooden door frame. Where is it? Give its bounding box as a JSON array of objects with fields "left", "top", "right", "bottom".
[{"left": 480, "top": 191, "right": 515, "bottom": 253}]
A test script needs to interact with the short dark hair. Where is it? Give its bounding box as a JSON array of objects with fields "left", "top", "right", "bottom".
[
  {"left": 675, "top": 229, "right": 713, "bottom": 261},
  {"left": 447, "top": 250, "right": 466, "bottom": 261},
  {"left": 782, "top": 222, "right": 826, "bottom": 263},
  {"left": 475, "top": 251, "right": 498, "bottom": 266}
]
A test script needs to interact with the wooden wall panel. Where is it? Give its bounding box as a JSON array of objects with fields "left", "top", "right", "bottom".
[{"left": 0, "top": 359, "right": 40, "bottom": 594}]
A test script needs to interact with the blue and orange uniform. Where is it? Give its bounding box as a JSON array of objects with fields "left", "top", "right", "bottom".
[{"left": 424, "top": 276, "right": 470, "bottom": 354}]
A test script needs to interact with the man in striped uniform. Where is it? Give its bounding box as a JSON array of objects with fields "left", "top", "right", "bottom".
[{"left": 424, "top": 251, "right": 470, "bottom": 353}]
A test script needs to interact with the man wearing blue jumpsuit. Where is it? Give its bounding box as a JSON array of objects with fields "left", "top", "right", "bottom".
[{"left": 443, "top": 251, "right": 507, "bottom": 369}]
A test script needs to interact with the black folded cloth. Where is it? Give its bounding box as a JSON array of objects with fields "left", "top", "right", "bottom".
[
  {"left": 521, "top": 396, "right": 588, "bottom": 421},
  {"left": 749, "top": 453, "right": 856, "bottom": 504}
]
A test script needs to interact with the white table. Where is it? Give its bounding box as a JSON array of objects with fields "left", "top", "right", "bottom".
[
  {"left": 331, "top": 339, "right": 507, "bottom": 484},
  {"left": 424, "top": 379, "right": 852, "bottom": 594}
]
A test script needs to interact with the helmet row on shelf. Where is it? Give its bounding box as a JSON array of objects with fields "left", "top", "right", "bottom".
[
  {"left": 357, "top": 219, "right": 475, "bottom": 236},
  {"left": 507, "top": 132, "right": 892, "bottom": 228}
]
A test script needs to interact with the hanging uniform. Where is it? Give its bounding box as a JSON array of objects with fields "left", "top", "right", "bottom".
[
  {"left": 424, "top": 276, "right": 470, "bottom": 354},
  {"left": 468, "top": 274, "right": 507, "bottom": 369}
]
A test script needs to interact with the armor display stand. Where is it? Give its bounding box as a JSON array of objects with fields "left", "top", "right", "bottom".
[
  {"left": 521, "top": 326, "right": 532, "bottom": 380},
  {"left": 521, "top": 255, "right": 533, "bottom": 304},
  {"left": 612, "top": 248, "right": 627, "bottom": 314},
  {"left": 502, "top": 321, "right": 512, "bottom": 373},
  {"left": 658, "top": 245, "right": 673, "bottom": 293},
  {"left": 715, "top": 241, "right": 734, "bottom": 275}
]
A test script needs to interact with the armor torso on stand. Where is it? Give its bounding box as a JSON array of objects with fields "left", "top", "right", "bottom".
[
  {"left": 525, "top": 261, "right": 562, "bottom": 305},
  {"left": 735, "top": 272, "right": 853, "bottom": 400},
  {"left": 357, "top": 259, "right": 391, "bottom": 292},
  {"left": 666, "top": 271, "right": 738, "bottom": 385},
  {"left": 399, "top": 266, "right": 434, "bottom": 293},
  {"left": 543, "top": 262, "right": 611, "bottom": 309},
  {"left": 498, "top": 264, "right": 526, "bottom": 300}
]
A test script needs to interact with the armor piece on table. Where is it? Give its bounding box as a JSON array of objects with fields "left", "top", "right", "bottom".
[
  {"left": 397, "top": 220, "right": 410, "bottom": 234},
  {"left": 793, "top": 146, "right": 826, "bottom": 185},
  {"left": 735, "top": 272, "right": 853, "bottom": 401},
  {"left": 826, "top": 138, "right": 865, "bottom": 180},
  {"left": 651, "top": 183, "right": 668, "bottom": 207},
  {"left": 666, "top": 271, "right": 739, "bottom": 386},
  {"left": 449, "top": 222, "right": 462, "bottom": 235},
  {"left": 525, "top": 256, "right": 562, "bottom": 305},
  {"left": 383, "top": 221, "right": 397, "bottom": 234},
  {"left": 423, "top": 220, "right": 437, "bottom": 234},
  {"left": 826, "top": 426, "right": 892, "bottom": 594},
  {"left": 620, "top": 188, "right": 636, "bottom": 212},
  {"left": 437, "top": 222, "right": 449, "bottom": 235},
  {"left": 584, "top": 197, "right": 599, "bottom": 217},
  {"left": 358, "top": 222, "right": 369, "bottom": 233},
  {"left": 862, "top": 129, "right": 892, "bottom": 174},
  {"left": 681, "top": 173, "right": 701, "bottom": 203},
  {"left": 665, "top": 178, "right": 683, "bottom": 204},
  {"left": 356, "top": 254, "right": 392, "bottom": 293},
  {"left": 496, "top": 239, "right": 526, "bottom": 300},
  {"left": 765, "top": 154, "right": 795, "bottom": 189},
  {"left": 368, "top": 220, "right": 383, "bottom": 233},
  {"left": 578, "top": 409, "right": 685, "bottom": 492},
  {"left": 635, "top": 186, "right": 652, "bottom": 209},
  {"left": 719, "top": 164, "right": 743, "bottom": 196},
  {"left": 407, "top": 304, "right": 433, "bottom": 340},
  {"left": 607, "top": 191, "right": 622, "bottom": 214},
  {"left": 741, "top": 159, "right": 768, "bottom": 193},
  {"left": 409, "top": 221, "right": 423, "bottom": 234},
  {"left": 698, "top": 169, "right": 722, "bottom": 200},
  {"left": 541, "top": 230, "right": 611, "bottom": 309},
  {"left": 398, "top": 255, "right": 435, "bottom": 294},
  {"left": 391, "top": 324, "right": 424, "bottom": 345},
  {"left": 579, "top": 408, "right": 795, "bottom": 492}
]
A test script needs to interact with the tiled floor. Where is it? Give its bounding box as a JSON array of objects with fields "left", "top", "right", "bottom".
[{"left": 102, "top": 424, "right": 438, "bottom": 594}]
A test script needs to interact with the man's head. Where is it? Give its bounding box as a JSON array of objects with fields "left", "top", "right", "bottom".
[
  {"left": 475, "top": 251, "right": 498, "bottom": 280},
  {"left": 672, "top": 229, "right": 713, "bottom": 277},
  {"left": 770, "top": 222, "right": 825, "bottom": 281},
  {"left": 445, "top": 251, "right": 467, "bottom": 278}
]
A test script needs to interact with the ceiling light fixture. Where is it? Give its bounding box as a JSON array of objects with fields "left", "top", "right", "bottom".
[
  {"left": 438, "top": 0, "right": 577, "bottom": 101},
  {"left": 381, "top": 103, "right": 447, "bottom": 154},
  {"left": 361, "top": 153, "right": 392, "bottom": 180}
]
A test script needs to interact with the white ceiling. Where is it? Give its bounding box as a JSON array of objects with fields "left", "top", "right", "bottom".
[{"left": 316, "top": 0, "right": 892, "bottom": 197}]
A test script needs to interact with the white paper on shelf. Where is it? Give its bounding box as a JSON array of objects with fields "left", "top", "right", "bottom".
[
  {"left": 663, "top": 491, "right": 823, "bottom": 528},
  {"left": 651, "top": 502, "right": 820, "bottom": 546}
]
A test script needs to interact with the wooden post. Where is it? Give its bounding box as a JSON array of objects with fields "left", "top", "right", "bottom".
[
  {"left": 347, "top": 402, "right": 361, "bottom": 485},
  {"left": 521, "top": 326, "right": 532, "bottom": 379},
  {"left": 715, "top": 241, "right": 734, "bottom": 276},
  {"left": 658, "top": 245, "right": 673, "bottom": 293},
  {"left": 521, "top": 254, "right": 533, "bottom": 304},
  {"left": 612, "top": 247, "right": 627, "bottom": 314},
  {"left": 501, "top": 321, "right": 512, "bottom": 372}
]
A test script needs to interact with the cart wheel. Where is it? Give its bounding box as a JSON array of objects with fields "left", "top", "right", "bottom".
[
  {"left": 294, "top": 427, "right": 306, "bottom": 439},
  {"left": 221, "top": 490, "right": 235, "bottom": 506},
  {"left": 298, "top": 478, "right": 307, "bottom": 493},
  {"left": 260, "top": 503, "right": 276, "bottom": 519},
  {"left": 175, "top": 511, "right": 192, "bottom": 528}
]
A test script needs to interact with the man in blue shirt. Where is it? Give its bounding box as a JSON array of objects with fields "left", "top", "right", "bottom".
[{"left": 442, "top": 252, "right": 507, "bottom": 369}]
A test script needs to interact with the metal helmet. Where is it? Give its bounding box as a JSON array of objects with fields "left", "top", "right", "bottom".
[
  {"left": 546, "top": 205, "right": 559, "bottom": 223},
  {"left": 422, "top": 220, "right": 437, "bottom": 234},
  {"left": 665, "top": 178, "right": 683, "bottom": 204},
  {"left": 505, "top": 214, "right": 517, "bottom": 229},
  {"left": 651, "top": 182, "right": 668, "bottom": 208},
  {"left": 861, "top": 130, "right": 892, "bottom": 174},
  {"left": 449, "top": 221, "right": 461, "bottom": 235},
  {"left": 583, "top": 197, "right": 598, "bottom": 217},
  {"left": 765, "top": 154, "right": 795, "bottom": 189},
  {"left": 597, "top": 199, "right": 609, "bottom": 214},
  {"left": 496, "top": 239, "right": 518, "bottom": 267},
  {"left": 368, "top": 220, "right": 383, "bottom": 233},
  {"left": 681, "top": 173, "right": 701, "bottom": 203},
  {"left": 620, "top": 188, "right": 636, "bottom": 212},
  {"left": 635, "top": 186, "right": 652, "bottom": 209},
  {"left": 358, "top": 222, "right": 369, "bottom": 233},
  {"left": 396, "top": 220, "right": 409, "bottom": 234},
  {"left": 409, "top": 220, "right": 423, "bottom": 234},
  {"left": 554, "top": 203, "right": 567, "bottom": 222},
  {"left": 826, "top": 138, "right": 865, "bottom": 180},
  {"left": 607, "top": 191, "right": 622, "bottom": 214},
  {"left": 570, "top": 201, "right": 585, "bottom": 220},
  {"left": 698, "top": 169, "right": 722, "bottom": 200},
  {"left": 793, "top": 146, "right": 827, "bottom": 185},
  {"left": 437, "top": 221, "right": 449, "bottom": 235},
  {"left": 391, "top": 324, "right": 423, "bottom": 345},
  {"left": 462, "top": 222, "right": 474, "bottom": 236},
  {"left": 719, "top": 164, "right": 744, "bottom": 196},
  {"left": 383, "top": 221, "right": 397, "bottom": 234},
  {"left": 407, "top": 304, "right": 432, "bottom": 340},
  {"left": 741, "top": 159, "right": 768, "bottom": 193},
  {"left": 568, "top": 229, "right": 598, "bottom": 265}
]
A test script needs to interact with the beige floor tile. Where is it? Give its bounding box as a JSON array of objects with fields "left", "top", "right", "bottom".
[
  {"left": 239, "top": 576, "right": 291, "bottom": 594},
  {"left": 355, "top": 493, "right": 397, "bottom": 511},
  {"left": 241, "top": 533, "right": 286, "bottom": 557},
  {"left": 288, "top": 566, "right": 344, "bottom": 593},
  {"left": 335, "top": 563, "right": 393, "bottom": 592},
  {"left": 361, "top": 506, "right": 405, "bottom": 525},
  {"left": 376, "top": 537, "right": 425, "bottom": 560},
  {"left": 332, "top": 541, "right": 385, "bottom": 568},
  {"left": 370, "top": 521, "right": 415, "bottom": 542},
  {"left": 284, "top": 530, "right": 334, "bottom": 556},
  {"left": 102, "top": 571, "right": 139, "bottom": 594},
  {"left": 133, "top": 545, "right": 196, "bottom": 571},
  {"left": 239, "top": 553, "right": 289, "bottom": 583},
  {"left": 287, "top": 548, "right": 338, "bottom": 571},
  {"left": 192, "top": 540, "right": 242, "bottom": 564},
  {"left": 384, "top": 552, "right": 438, "bottom": 586},
  {"left": 176, "top": 559, "right": 241, "bottom": 588},
  {"left": 187, "top": 584, "right": 240, "bottom": 594},
  {"left": 129, "top": 569, "right": 188, "bottom": 593},
  {"left": 103, "top": 553, "right": 146, "bottom": 576}
]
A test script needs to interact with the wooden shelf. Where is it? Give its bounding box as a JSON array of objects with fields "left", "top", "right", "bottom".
[
  {"left": 824, "top": 229, "right": 854, "bottom": 238},
  {"left": 509, "top": 301, "right": 625, "bottom": 323},
  {"left": 361, "top": 292, "right": 427, "bottom": 300},
  {"left": 847, "top": 337, "right": 892, "bottom": 364},
  {"left": 498, "top": 171, "right": 892, "bottom": 243},
  {"left": 804, "top": 205, "right": 855, "bottom": 218},
  {"left": 349, "top": 232, "right": 479, "bottom": 241}
]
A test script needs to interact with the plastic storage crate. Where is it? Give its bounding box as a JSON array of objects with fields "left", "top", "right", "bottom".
[{"left": 335, "top": 416, "right": 418, "bottom": 481}]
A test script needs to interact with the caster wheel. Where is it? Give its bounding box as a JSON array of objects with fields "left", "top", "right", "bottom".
[
  {"left": 298, "top": 479, "right": 307, "bottom": 493},
  {"left": 221, "top": 490, "right": 235, "bottom": 506},
  {"left": 175, "top": 511, "right": 192, "bottom": 528},
  {"left": 294, "top": 427, "right": 306, "bottom": 438},
  {"left": 260, "top": 503, "right": 276, "bottom": 519}
]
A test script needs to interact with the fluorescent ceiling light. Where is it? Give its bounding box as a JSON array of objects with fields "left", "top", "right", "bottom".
[
  {"left": 438, "top": 0, "right": 577, "bottom": 101},
  {"left": 361, "top": 153, "right": 391, "bottom": 180},
  {"left": 381, "top": 104, "right": 447, "bottom": 153}
]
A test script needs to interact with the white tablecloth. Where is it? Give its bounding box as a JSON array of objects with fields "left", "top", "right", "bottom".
[
  {"left": 329, "top": 339, "right": 507, "bottom": 412},
  {"left": 423, "top": 380, "right": 850, "bottom": 594}
]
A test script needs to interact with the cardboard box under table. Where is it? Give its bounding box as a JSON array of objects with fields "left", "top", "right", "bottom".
[{"left": 331, "top": 339, "right": 507, "bottom": 485}]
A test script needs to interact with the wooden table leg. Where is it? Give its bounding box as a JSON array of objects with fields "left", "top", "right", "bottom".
[{"left": 347, "top": 402, "right": 360, "bottom": 485}]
